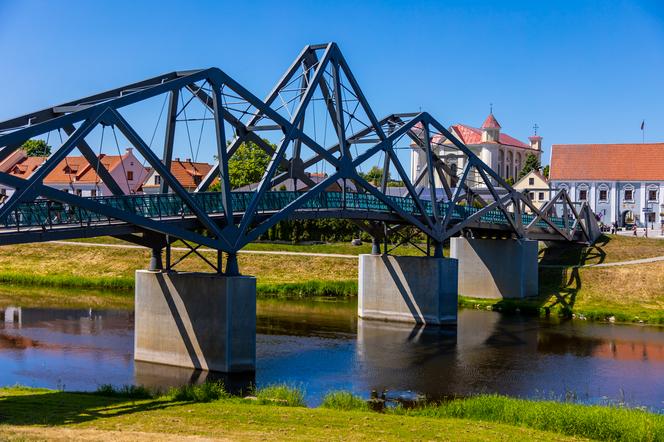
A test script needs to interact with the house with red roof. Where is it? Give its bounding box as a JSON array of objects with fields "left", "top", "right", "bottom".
[
  {"left": 550, "top": 143, "right": 664, "bottom": 227},
  {"left": 0, "top": 148, "right": 148, "bottom": 199},
  {"left": 410, "top": 111, "right": 542, "bottom": 189},
  {"left": 141, "top": 158, "right": 215, "bottom": 194}
]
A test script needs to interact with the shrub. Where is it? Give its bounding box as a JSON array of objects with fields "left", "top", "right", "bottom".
[
  {"left": 166, "top": 381, "right": 229, "bottom": 402},
  {"left": 254, "top": 384, "right": 306, "bottom": 407},
  {"left": 321, "top": 391, "right": 368, "bottom": 411},
  {"left": 94, "top": 384, "right": 153, "bottom": 399}
]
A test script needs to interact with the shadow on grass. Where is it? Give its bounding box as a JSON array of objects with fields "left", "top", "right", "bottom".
[{"left": 0, "top": 390, "right": 176, "bottom": 426}]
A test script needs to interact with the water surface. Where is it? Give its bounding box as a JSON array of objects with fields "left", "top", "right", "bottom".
[{"left": 1, "top": 299, "right": 663, "bottom": 409}]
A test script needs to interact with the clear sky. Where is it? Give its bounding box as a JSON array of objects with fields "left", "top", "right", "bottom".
[{"left": 1, "top": 0, "right": 663, "bottom": 165}]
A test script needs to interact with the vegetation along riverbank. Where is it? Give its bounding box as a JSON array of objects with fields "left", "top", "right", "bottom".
[
  {"left": 0, "top": 235, "right": 662, "bottom": 324},
  {"left": 1, "top": 385, "right": 663, "bottom": 441}
]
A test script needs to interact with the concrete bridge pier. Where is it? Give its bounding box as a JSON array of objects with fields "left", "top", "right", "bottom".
[
  {"left": 134, "top": 248, "right": 256, "bottom": 373},
  {"left": 450, "top": 237, "right": 538, "bottom": 299},
  {"left": 358, "top": 252, "right": 458, "bottom": 325}
]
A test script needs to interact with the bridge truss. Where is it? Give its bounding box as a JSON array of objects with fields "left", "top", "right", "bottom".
[{"left": 0, "top": 43, "right": 600, "bottom": 273}]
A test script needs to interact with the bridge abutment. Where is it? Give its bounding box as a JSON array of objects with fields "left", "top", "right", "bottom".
[
  {"left": 358, "top": 254, "right": 458, "bottom": 325},
  {"left": 134, "top": 270, "right": 256, "bottom": 373},
  {"left": 450, "top": 238, "right": 538, "bottom": 299}
]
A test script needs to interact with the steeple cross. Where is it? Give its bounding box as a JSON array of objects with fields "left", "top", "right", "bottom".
[{"left": 533, "top": 123, "right": 539, "bottom": 136}]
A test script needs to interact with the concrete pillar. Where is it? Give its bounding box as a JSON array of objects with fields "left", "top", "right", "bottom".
[
  {"left": 358, "top": 254, "right": 458, "bottom": 325},
  {"left": 450, "top": 238, "right": 538, "bottom": 299},
  {"left": 134, "top": 270, "right": 256, "bottom": 372}
]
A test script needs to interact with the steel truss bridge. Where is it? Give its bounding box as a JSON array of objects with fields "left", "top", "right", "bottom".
[{"left": 0, "top": 42, "right": 600, "bottom": 274}]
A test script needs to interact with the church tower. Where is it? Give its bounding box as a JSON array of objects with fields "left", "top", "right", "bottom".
[{"left": 480, "top": 111, "right": 501, "bottom": 143}]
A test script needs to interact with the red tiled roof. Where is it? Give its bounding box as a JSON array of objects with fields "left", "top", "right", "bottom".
[
  {"left": 143, "top": 160, "right": 213, "bottom": 189},
  {"left": 450, "top": 124, "right": 530, "bottom": 149},
  {"left": 550, "top": 143, "right": 664, "bottom": 181},
  {"left": 481, "top": 113, "right": 501, "bottom": 129},
  {"left": 3, "top": 153, "right": 127, "bottom": 184}
]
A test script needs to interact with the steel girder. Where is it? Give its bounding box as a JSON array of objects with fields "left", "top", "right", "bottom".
[{"left": 0, "top": 42, "right": 600, "bottom": 259}]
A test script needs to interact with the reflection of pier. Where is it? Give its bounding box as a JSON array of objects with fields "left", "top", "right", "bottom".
[{"left": 2, "top": 306, "right": 21, "bottom": 325}]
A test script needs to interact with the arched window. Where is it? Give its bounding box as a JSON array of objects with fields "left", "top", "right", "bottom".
[
  {"left": 506, "top": 151, "right": 514, "bottom": 179},
  {"left": 515, "top": 153, "right": 522, "bottom": 177},
  {"left": 623, "top": 184, "right": 635, "bottom": 202},
  {"left": 577, "top": 184, "right": 589, "bottom": 201},
  {"left": 597, "top": 184, "right": 609, "bottom": 202},
  {"left": 647, "top": 185, "right": 659, "bottom": 202}
]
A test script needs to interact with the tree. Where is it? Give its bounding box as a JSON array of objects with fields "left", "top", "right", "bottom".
[
  {"left": 542, "top": 165, "right": 550, "bottom": 178},
  {"left": 359, "top": 166, "right": 389, "bottom": 186},
  {"left": 227, "top": 140, "right": 273, "bottom": 189},
  {"left": 517, "top": 153, "right": 542, "bottom": 181},
  {"left": 21, "top": 139, "right": 51, "bottom": 157}
]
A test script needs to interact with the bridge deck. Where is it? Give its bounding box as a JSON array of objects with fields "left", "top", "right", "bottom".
[{"left": 0, "top": 191, "right": 577, "bottom": 245}]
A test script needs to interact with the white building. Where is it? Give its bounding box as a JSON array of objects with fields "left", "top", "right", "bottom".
[
  {"left": 550, "top": 143, "right": 664, "bottom": 227},
  {"left": 513, "top": 169, "right": 551, "bottom": 210},
  {"left": 410, "top": 112, "right": 542, "bottom": 189}
]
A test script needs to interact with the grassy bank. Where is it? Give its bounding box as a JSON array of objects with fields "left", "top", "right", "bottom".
[
  {"left": 0, "top": 235, "right": 662, "bottom": 324},
  {"left": 6, "top": 386, "right": 661, "bottom": 441}
]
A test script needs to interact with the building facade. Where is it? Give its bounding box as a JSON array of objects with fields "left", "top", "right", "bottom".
[
  {"left": 513, "top": 169, "right": 551, "bottom": 210},
  {"left": 410, "top": 112, "right": 542, "bottom": 189},
  {"left": 549, "top": 143, "right": 664, "bottom": 227}
]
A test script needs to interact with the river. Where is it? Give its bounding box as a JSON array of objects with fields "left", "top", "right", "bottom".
[{"left": 1, "top": 297, "right": 663, "bottom": 409}]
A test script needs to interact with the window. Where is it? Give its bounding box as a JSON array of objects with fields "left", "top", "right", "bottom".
[
  {"left": 91, "top": 189, "right": 96, "bottom": 197},
  {"left": 599, "top": 189, "right": 608, "bottom": 202},
  {"left": 528, "top": 177, "right": 535, "bottom": 186},
  {"left": 538, "top": 192, "right": 545, "bottom": 201},
  {"left": 624, "top": 187, "right": 634, "bottom": 201},
  {"left": 529, "top": 192, "right": 535, "bottom": 200},
  {"left": 154, "top": 175, "right": 161, "bottom": 185},
  {"left": 0, "top": 189, "right": 5, "bottom": 196},
  {"left": 648, "top": 188, "right": 658, "bottom": 201},
  {"left": 76, "top": 189, "right": 82, "bottom": 196},
  {"left": 579, "top": 189, "right": 588, "bottom": 201},
  {"left": 193, "top": 175, "right": 202, "bottom": 185},
  {"left": 127, "top": 171, "right": 134, "bottom": 181}
]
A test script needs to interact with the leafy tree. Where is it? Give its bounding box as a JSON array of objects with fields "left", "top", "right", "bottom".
[
  {"left": 542, "top": 165, "right": 550, "bottom": 178},
  {"left": 22, "top": 139, "right": 51, "bottom": 157},
  {"left": 227, "top": 140, "right": 273, "bottom": 189},
  {"left": 359, "top": 166, "right": 389, "bottom": 186},
  {"left": 517, "top": 153, "right": 542, "bottom": 181},
  {"left": 505, "top": 177, "right": 515, "bottom": 186}
]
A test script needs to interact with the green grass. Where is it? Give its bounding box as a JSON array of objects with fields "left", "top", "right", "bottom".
[
  {"left": 257, "top": 280, "right": 357, "bottom": 297},
  {"left": 321, "top": 391, "right": 369, "bottom": 411},
  {"left": 94, "top": 384, "right": 153, "bottom": 399},
  {"left": 402, "top": 394, "right": 664, "bottom": 442},
  {"left": 165, "top": 381, "right": 230, "bottom": 402},
  {"left": 2, "top": 386, "right": 663, "bottom": 441},
  {"left": 254, "top": 384, "right": 306, "bottom": 407},
  {"left": 0, "top": 271, "right": 133, "bottom": 290}
]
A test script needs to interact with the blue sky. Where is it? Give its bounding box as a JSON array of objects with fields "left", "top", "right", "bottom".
[{"left": 1, "top": 0, "right": 663, "bottom": 165}]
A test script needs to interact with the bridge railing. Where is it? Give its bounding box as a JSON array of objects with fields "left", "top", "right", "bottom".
[{"left": 3, "top": 190, "right": 571, "bottom": 233}]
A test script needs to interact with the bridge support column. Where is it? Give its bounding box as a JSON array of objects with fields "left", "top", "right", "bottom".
[
  {"left": 358, "top": 254, "right": 458, "bottom": 325},
  {"left": 134, "top": 270, "right": 256, "bottom": 372},
  {"left": 450, "top": 238, "right": 538, "bottom": 299}
]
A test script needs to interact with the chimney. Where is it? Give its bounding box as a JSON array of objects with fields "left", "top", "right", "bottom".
[
  {"left": 185, "top": 158, "right": 191, "bottom": 162},
  {"left": 125, "top": 147, "right": 133, "bottom": 154},
  {"left": 528, "top": 135, "right": 542, "bottom": 151},
  {"left": 174, "top": 157, "right": 180, "bottom": 161}
]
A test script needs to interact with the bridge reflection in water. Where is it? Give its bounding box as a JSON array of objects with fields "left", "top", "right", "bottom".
[{"left": 3, "top": 303, "right": 664, "bottom": 408}]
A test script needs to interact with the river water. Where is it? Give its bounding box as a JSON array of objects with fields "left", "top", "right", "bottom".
[{"left": 1, "top": 298, "right": 663, "bottom": 409}]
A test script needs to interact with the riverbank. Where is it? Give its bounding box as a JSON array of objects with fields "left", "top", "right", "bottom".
[
  {"left": 1, "top": 385, "right": 663, "bottom": 441},
  {"left": 0, "top": 235, "right": 662, "bottom": 324}
]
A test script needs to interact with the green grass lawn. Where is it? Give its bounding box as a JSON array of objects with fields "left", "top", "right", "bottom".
[{"left": 4, "top": 386, "right": 645, "bottom": 441}]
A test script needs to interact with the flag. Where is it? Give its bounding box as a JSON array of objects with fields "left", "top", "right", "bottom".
[{"left": 641, "top": 120, "right": 645, "bottom": 130}]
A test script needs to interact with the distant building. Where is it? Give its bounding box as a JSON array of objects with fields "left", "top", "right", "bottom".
[
  {"left": 0, "top": 148, "right": 147, "bottom": 198},
  {"left": 513, "top": 170, "right": 551, "bottom": 210},
  {"left": 410, "top": 112, "right": 543, "bottom": 189},
  {"left": 142, "top": 158, "right": 213, "bottom": 193},
  {"left": 549, "top": 143, "right": 664, "bottom": 227}
]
